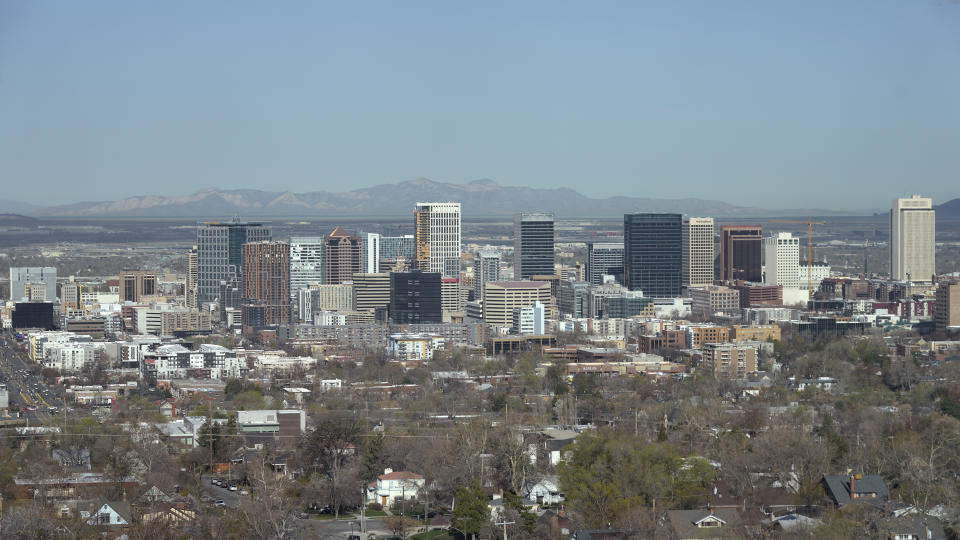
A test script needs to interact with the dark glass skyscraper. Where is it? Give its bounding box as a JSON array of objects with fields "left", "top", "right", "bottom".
[
  {"left": 623, "top": 213, "right": 682, "bottom": 297},
  {"left": 514, "top": 212, "right": 555, "bottom": 280},
  {"left": 389, "top": 271, "right": 442, "bottom": 324},
  {"left": 718, "top": 225, "right": 763, "bottom": 282},
  {"left": 197, "top": 221, "right": 272, "bottom": 304}
]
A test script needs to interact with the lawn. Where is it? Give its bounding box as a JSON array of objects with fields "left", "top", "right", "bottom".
[
  {"left": 362, "top": 509, "right": 388, "bottom": 517},
  {"left": 410, "top": 529, "right": 455, "bottom": 540}
]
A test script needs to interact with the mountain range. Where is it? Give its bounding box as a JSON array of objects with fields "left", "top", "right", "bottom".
[{"left": 2, "top": 178, "right": 956, "bottom": 218}]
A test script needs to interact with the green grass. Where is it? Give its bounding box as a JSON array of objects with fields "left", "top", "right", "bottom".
[
  {"left": 410, "top": 530, "right": 454, "bottom": 540},
  {"left": 309, "top": 514, "right": 339, "bottom": 520},
  {"left": 362, "top": 510, "right": 388, "bottom": 517}
]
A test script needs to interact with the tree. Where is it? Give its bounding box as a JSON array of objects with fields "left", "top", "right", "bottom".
[
  {"left": 359, "top": 432, "right": 386, "bottom": 485},
  {"left": 452, "top": 481, "right": 490, "bottom": 540},
  {"left": 383, "top": 515, "right": 419, "bottom": 540},
  {"left": 300, "top": 412, "right": 364, "bottom": 518}
]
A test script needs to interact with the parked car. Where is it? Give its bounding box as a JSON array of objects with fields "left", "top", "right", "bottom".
[{"left": 214, "top": 500, "right": 226, "bottom": 507}]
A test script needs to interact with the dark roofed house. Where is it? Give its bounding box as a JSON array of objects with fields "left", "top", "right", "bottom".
[
  {"left": 570, "top": 529, "right": 641, "bottom": 540},
  {"left": 822, "top": 473, "right": 890, "bottom": 508}
]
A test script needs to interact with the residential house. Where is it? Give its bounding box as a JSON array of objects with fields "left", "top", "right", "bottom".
[
  {"left": 88, "top": 498, "right": 133, "bottom": 527},
  {"left": 522, "top": 476, "right": 565, "bottom": 507},
  {"left": 822, "top": 473, "right": 890, "bottom": 508},
  {"left": 366, "top": 468, "right": 425, "bottom": 507},
  {"left": 666, "top": 508, "right": 743, "bottom": 540}
]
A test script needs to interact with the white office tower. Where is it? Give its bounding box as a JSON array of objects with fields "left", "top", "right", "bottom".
[
  {"left": 764, "top": 232, "right": 800, "bottom": 290},
  {"left": 891, "top": 195, "right": 935, "bottom": 282},
  {"left": 415, "top": 202, "right": 462, "bottom": 276},
  {"left": 363, "top": 233, "right": 381, "bottom": 274},
  {"left": 290, "top": 237, "right": 325, "bottom": 305},
  {"left": 474, "top": 252, "right": 501, "bottom": 302},
  {"left": 512, "top": 301, "right": 545, "bottom": 335},
  {"left": 682, "top": 217, "right": 715, "bottom": 287}
]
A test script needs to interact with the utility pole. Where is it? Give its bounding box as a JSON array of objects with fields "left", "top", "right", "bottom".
[{"left": 495, "top": 520, "right": 515, "bottom": 540}]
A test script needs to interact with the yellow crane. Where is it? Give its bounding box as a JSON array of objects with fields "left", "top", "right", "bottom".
[{"left": 771, "top": 218, "right": 826, "bottom": 298}]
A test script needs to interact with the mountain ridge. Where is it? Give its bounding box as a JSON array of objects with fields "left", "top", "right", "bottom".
[{"left": 28, "top": 178, "right": 875, "bottom": 218}]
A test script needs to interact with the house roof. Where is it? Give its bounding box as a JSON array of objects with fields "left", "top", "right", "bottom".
[
  {"left": 822, "top": 474, "right": 890, "bottom": 507},
  {"left": 94, "top": 498, "right": 133, "bottom": 525},
  {"left": 379, "top": 471, "right": 424, "bottom": 481},
  {"left": 667, "top": 508, "right": 742, "bottom": 539}
]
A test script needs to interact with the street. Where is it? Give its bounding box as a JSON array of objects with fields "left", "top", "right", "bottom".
[{"left": 0, "top": 335, "right": 65, "bottom": 424}]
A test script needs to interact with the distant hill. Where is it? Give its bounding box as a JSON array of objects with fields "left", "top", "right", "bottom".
[
  {"left": 0, "top": 200, "right": 42, "bottom": 214},
  {"left": 0, "top": 214, "right": 39, "bottom": 228},
  {"left": 935, "top": 198, "right": 960, "bottom": 219},
  {"left": 29, "top": 178, "right": 850, "bottom": 219}
]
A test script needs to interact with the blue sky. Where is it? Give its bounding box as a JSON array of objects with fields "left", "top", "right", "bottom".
[{"left": 1, "top": 1, "right": 959, "bottom": 210}]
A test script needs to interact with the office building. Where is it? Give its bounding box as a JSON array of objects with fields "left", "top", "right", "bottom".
[
  {"left": 186, "top": 246, "right": 198, "bottom": 309},
  {"left": 309, "top": 284, "right": 354, "bottom": 312},
  {"left": 390, "top": 271, "right": 442, "bottom": 324},
  {"left": 513, "top": 301, "right": 545, "bottom": 335},
  {"left": 689, "top": 285, "right": 740, "bottom": 315},
  {"left": 414, "top": 202, "right": 462, "bottom": 276},
  {"left": 352, "top": 273, "right": 391, "bottom": 314},
  {"left": 474, "top": 252, "right": 501, "bottom": 302},
  {"left": 9, "top": 267, "right": 57, "bottom": 302},
  {"left": 119, "top": 271, "right": 158, "bottom": 303},
  {"left": 363, "top": 233, "right": 381, "bottom": 274},
  {"left": 719, "top": 225, "right": 762, "bottom": 282},
  {"left": 380, "top": 235, "right": 415, "bottom": 260},
  {"left": 483, "top": 281, "right": 551, "bottom": 328},
  {"left": 325, "top": 227, "right": 362, "bottom": 285},
  {"left": 682, "top": 217, "right": 714, "bottom": 287},
  {"left": 603, "top": 293, "right": 655, "bottom": 319},
  {"left": 558, "top": 280, "right": 590, "bottom": 317},
  {"left": 586, "top": 242, "right": 624, "bottom": 285},
  {"left": 891, "top": 195, "right": 936, "bottom": 282},
  {"left": 61, "top": 282, "right": 82, "bottom": 311},
  {"left": 12, "top": 302, "right": 56, "bottom": 330},
  {"left": 624, "top": 213, "right": 682, "bottom": 297},
  {"left": 241, "top": 241, "right": 290, "bottom": 327},
  {"left": 935, "top": 281, "right": 960, "bottom": 335},
  {"left": 441, "top": 277, "right": 461, "bottom": 314},
  {"left": 763, "top": 232, "right": 800, "bottom": 290},
  {"left": 514, "top": 212, "right": 555, "bottom": 280},
  {"left": 197, "top": 221, "right": 271, "bottom": 304},
  {"left": 290, "top": 237, "right": 325, "bottom": 310}
]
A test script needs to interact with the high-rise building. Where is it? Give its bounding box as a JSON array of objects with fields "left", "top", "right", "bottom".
[
  {"left": 891, "top": 195, "right": 935, "bottom": 282},
  {"left": 380, "top": 235, "right": 415, "bottom": 260},
  {"left": 9, "top": 267, "right": 57, "bottom": 302},
  {"left": 935, "top": 281, "right": 960, "bottom": 335},
  {"left": 586, "top": 242, "right": 624, "bottom": 285},
  {"left": 352, "top": 272, "right": 391, "bottom": 314},
  {"left": 764, "top": 232, "right": 800, "bottom": 290},
  {"left": 290, "top": 237, "right": 325, "bottom": 297},
  {"left": 414, "top": 202, "right": 462, "bottom": 276},
  {"left": 512, "top": 301, "right": 545, "bottom": 335},
  {"left": 558, "top": 280, "right": 589, "bottom": 317},
  {"left": 324, "top": 227, "right": 362, "bottom": 285},
  {"left": 390, "top": 271, "right": 442, "bottom": 324},
  {"left": 719, "top": 225, "right": 763, "bottom": 282},
  {"left": 483, "top": 281, "right": 552, "bottom": 328},
  {"left": 186, "top": 246, "right": 198, "bottom": 309},
  {"left": 514, "top": 212, "right": 555, "bottom": 280},
  {"left": 474, "top": 252, "right": 501, "bottom": 302},
  {"left": 362, "top": 233, "right": 381, "bottom": 274},
  {"left": 60, "top": 282, "right": 82, "bottom": 311},
  {"left": 623, "top": 213, "right": 682, "bottom": 297},
  {"left": 241, "top": 241, "right": 290, "bottom": 327},
  {"left": 197, "top": 221, "right": 271, "bottom": 304},
  {"left": 441, "top": 277, "right": 461, "bottom": 314},
  {"left": 119, "top": 271, "right": 158, "bottom": 302},
  {"left": 682, "top": 217, "right": 714, "bottom": 287}
]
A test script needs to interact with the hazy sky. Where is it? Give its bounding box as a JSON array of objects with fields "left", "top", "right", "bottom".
[{"left": 2, "top": 1, "right": 959, "bottom": 210}]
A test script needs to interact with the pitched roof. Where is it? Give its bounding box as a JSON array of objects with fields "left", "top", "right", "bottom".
[
  {"left": 379, "top": 471, "right": 424, "bottom": 481},
  {"left": 822, "top": 474, "right": 889, "bottom": 507},
  {"left": 329, "top": 226, "right": 350, "bottom": 237},
  {"left": 667, "top": 508, "right": 742, "bottom": 539}
]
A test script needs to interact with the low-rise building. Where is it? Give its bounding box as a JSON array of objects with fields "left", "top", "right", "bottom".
[{"left": 366, "top": 468, "right": 425, "bottom": 507}]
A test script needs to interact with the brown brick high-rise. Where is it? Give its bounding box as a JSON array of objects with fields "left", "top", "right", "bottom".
[
  {"left": 241, "top": 241, "right": 290, "bottom": 326},
  {"left": 325, "top": 226, "right": 363, "bottom": 285}
]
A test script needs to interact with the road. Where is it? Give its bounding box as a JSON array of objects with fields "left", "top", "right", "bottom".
[
  {"left": 200, "top": 474, "right": 242, "bottom": 508},
  {"left": 0, "top": 335, "right": 65, "bottom": 424}
]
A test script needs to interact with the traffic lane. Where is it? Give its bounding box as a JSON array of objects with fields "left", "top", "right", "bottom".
[
  {"left": 200, "top": 475, "right": 241, "bottom": 508},
  {"left": 294, "top": 516, "right": 390, "bottom": 539}
]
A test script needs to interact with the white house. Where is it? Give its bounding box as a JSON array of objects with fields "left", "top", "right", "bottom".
[
  {"left": 522, "top": 476, "right": 564, "bottom": 506},
  {"left": 366, "top": 468, "right": 424, "bottom": 507},
  {"left": 87, "top": 499, "right": 133, "bottom": 526}
]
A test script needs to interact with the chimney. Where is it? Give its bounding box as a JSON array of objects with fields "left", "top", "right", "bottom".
[
  {"left": 849, "top": 475, "right": 855, "bottom": 495},
  {"left": 384, "top": 468, "right": 393, "bottom": 475}
]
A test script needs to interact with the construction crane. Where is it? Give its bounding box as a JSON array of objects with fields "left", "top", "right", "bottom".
[{"left": 771, "top": 217, "right": 826, "bottom": 298}]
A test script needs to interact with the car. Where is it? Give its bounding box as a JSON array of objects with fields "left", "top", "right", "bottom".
[
  {"left": 214, "top": 500, "right": 226, "bottom": 507},
  {"left": 229, "top": 485, "right": 238, "bottom": 492},
  {"left": 239, "top": 489, "right": 249, "bottom": 495},
  {"left": 211, "top": 478, "right": 219, "bottom": 485}
]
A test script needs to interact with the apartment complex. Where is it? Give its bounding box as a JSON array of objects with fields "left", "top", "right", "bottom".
[
  {"left": 241, "top": 241, "right": 290, "bottom": 327},
  {"left": 414, "top": 202, "right": 462, "bottom": 276}
]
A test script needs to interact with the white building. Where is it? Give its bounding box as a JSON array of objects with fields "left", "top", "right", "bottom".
[
  {"left": 43, "top": 342, "right": 104, "bottom": 373},
  {"left": 314, "top": 310, "right": 346, "bottom": 326},
  {"left": 796, "top": 261, "right": 830, "bottom": 292},
  {"left": 363, "top": 232, "right": 381, "bottom": 274},
  {"left": 512, "top": 301, "right": 545, "bottom": 335},
  {"left": 764, "top": 232, "right": 800, "bottom": 290},
  {"left": 290, "top": 237, "right": 325, "bottom": 306},
  {"left": 891, "top": 195, "right": 935, "bottom": 282},
  {"left": 474, "top": 252, "right": 501, "bottom": 302},
  {"left": 366, "top": 468, "right": 425, "bottom": 507},
  {"left": 256, "top": 355, "right": 317, "bottom": 374},
  {"left": 414, "top": 202, "right": 462, "bottom": 276},
  {"left": 388, "top": 333, "right": 445, "bottom": 361},
  {"left": 682, "top": 217, "right": 714, "bottom": 287}
]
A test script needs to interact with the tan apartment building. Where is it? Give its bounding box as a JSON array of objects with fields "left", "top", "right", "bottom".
[
  {"left": 703, "top": 342, "right": 758, "bottom": 379},
  {"left": 730, "top": 324, "right": 781, "bottom": 342}
]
